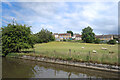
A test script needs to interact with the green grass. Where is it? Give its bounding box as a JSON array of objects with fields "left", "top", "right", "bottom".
[{"left": 8, "top": 41, "right": 119, "bottom": 65}]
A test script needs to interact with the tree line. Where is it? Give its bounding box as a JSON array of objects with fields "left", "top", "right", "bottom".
[
  {"left": 67, "top": 26, "right": 117, "bottom": 44},
  {"left": 2, "top": 20, "right": 117, "bottom": 56},
  {"left": 33, "top": 28, "right": 55, "bottom": 43}
]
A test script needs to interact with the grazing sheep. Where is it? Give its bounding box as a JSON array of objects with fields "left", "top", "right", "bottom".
[
  {"left": 101, "top": 47, "right": 107, "bottom": 50},
  {"left": 109, "top": 45, "right": 115, "bottom": 47},
  {"left": 93, "top": 50, "right": 97, "bottom": 53},
  {"left": 82, "top": 47, "right": 84, "bottom": 49}
]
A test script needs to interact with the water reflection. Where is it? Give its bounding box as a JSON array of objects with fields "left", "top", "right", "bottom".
[{"left": 2, "top": 58, "right": 118, "bottom": 78}]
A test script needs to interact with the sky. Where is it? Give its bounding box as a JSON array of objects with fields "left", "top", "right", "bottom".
[{"left": 1, "top": 1, "right": 118, "bottom": 35}]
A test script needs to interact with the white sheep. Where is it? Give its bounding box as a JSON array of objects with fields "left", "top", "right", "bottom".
[
  {"left": 81, "top": 47, "right": 84, "bottom": 49},
  {"left": 93, "top": 50, "right": 97, "bottom": 53},
  {"left": 101, "top": 47, "right": 107, "bottom": 50},
  {"left": 109, "top": 45, "right": 115, "bottom": 47}
]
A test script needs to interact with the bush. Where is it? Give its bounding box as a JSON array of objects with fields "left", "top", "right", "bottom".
[
  {"left": 35, "top": 28, "right": 55, "bottom": 43},
  {"left": 107, "top": 39, "right": 116, "bottom": 44},
  {"left": 66, "top": 57, "right": 72, "bottom": 60},
  {"left": 67, "top": 39, "right": 72, "bottom": 42},
  {"left": 94, "top": 38, "right": 100, "bottom": 44},
  {"left": 2, "top": 21, "right": 34, "bottom": 57},
  {"left": 75, "top": 40, "right": 83, "bottom": 43},
  {"left": 63, "top": 39, "right": 66, "bottom": 41}
]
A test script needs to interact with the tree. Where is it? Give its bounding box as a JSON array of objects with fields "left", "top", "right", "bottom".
[
  {"left": 94, "top": 38, "right": 101, "bottom": 44},
  {"left": 81, "top": 26, "right": 95, "bottom": 43},
  {"left": 67, "top": 31, "right": 73, "bottom": 36},
  {"left": 35, "top": 28, "right": 55, "bottom": 43},
  {"left": 2, "top": 21, "right": 34, "bottom": 57},
  {"left": 107, "top": 39, "right": 116, "bottom": 45}
]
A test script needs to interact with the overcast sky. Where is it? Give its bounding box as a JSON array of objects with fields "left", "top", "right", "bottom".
[{"left": 2, "top": 1, "right": 118, "bottom": 35}]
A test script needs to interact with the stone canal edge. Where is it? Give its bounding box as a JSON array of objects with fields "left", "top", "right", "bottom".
[{"left": 11, "top": 55, "right": 120, "bottom": 74}]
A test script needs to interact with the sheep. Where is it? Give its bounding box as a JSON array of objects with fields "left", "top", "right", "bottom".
[
  {"left": 93, "top": 50, "right": 97, "bottom": 53},
  {"left": 109, "top": 45, "right": 115, "bottom": 47},
  {"left": 101, "top": 47, "right": 107, "bottom": 50},
  {"left": 81, "top": 47, "right": 84, "bottom": 49}
]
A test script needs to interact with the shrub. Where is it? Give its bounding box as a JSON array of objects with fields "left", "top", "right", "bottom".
[
  {"left": 75, "top": 40, "right": 83, "bottom": 43},
  {"left": 66, "top": 57, "right": 72, "bottom": 60},
  {"left": 63, "top": 39, "right": 66, "bottom": 41},
  {"left": 107, "top": 39, "right": 116, "bottom": 45},
  {"left": 2, "top": 21, "right": 34, "bottom": 57},
  {"left": 67, "top": 39, "right": 71, "bottom": 42},
  {"left": 94, "top": 38, "right": 100, "bottom": 44},
  {"left": 35, "top": 28, "right": 55, "bottom": 43}
]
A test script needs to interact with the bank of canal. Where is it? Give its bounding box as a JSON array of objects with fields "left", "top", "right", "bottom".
[{"left": 2, "top": 57, "right": 119, "bottom": 78}]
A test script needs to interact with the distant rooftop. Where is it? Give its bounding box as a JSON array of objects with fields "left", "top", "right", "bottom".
[{"left": 53, "top": 33, "right": 71, "bottom": 36}]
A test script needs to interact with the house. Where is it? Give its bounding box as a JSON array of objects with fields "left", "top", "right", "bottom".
[
  {"left": 113, "top": 35, "right": 119, "bottom": 41},
  {"left": 72, "top": 33, "right": 82, "bottom": 40},
  {"left": 75, "top": 34, "right": 82, "bottom": 40},
  {"left": 53, "top": 33, "right": 71, "bottom": 41},
  {"left": 95, "top": 35, "right": 114, "bottom": 41}
]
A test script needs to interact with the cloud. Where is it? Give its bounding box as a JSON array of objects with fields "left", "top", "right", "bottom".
[
  {"left": 2, "top": 2, "right": 118, "bottom": 35},
  {"left": 4, "top": 2, "right": 12, "bottom": 7}
]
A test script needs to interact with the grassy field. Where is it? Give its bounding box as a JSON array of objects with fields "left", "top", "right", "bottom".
[{"left": 8, "top": 41, "right": 119, "bottom": 65}]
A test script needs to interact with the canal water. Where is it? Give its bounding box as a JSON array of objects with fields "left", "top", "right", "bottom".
[{"left": 2, "top": 58, "right": 118, "bottom": 78}]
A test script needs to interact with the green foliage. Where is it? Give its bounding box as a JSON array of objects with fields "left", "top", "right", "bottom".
[
  {"left": 81, "top": 26, "right": 95, "bottom": 43},
  {"left": 63, "top": 39, "right": 66, "bottom": 41},
  {"left": 67, "top": 31, "right": 73, "bottom": 36},
  {"left": 74, "top": 40, "right": 83, "bottom": 43},
  {"left": 66, "top": 57, "right": 72, "bottom": 60},
  {"left": 35, "top": 28, "right": 55, "bottom": 43},
  {"left": 94, "top": 38, "right": 101, "bottom": 44},
  {"left": 2, "top": 21, "right": 34, "bottom": 56},
  {"left": 86, "top": 55, "right": 90, "bottom": 62},
  {"left": 107, "top": 39, "right": 116, "bottom": 44},
  {"left": 67, "top": 39, "right": 72, "bottom": 41}
]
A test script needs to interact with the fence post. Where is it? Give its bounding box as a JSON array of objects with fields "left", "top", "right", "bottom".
[
  {"left": 89, "top": 51, "right": 91, "bottom": 66},
  {"left": 101, "top": 54, "right": 104, "bottom": 64},
  {"left": 54, "top": 50, "right": 56, "bottom": 57},
  {"left": 89, "top": 51, "right": 91, "bottom": 60},
  {"left": 54, "top": 50, "right": 56, "bottom": 53},
  {"left": 69, "top": 49, "right": 71, "bottom": 57},
  {"left": 34, "top": 48, "right": 35, "bottom": 54}
]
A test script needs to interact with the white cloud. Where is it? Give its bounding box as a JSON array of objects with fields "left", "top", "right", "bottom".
[
  {"left": 2, "top": 2, "right": 118, "bottom": 34},
  {"left": 41, "top": 24, "right": 53, "bottom": 29}
]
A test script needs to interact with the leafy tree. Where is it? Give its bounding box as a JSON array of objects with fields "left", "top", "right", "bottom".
[
  {"left": 107, "top": 39, "right": 116, "bottom": 44},
  {"left": 94, "top": 38, "right": 101, "bottom": 44},
  {"left": 35, "top": 28, "right": 55, "bottom": 43},
  {"left": 67, "top": 31, "right": 73, "bottom": 36},
  {"left": 2, "top": 21, "right": 34, "bottom": 57},
  {"left": 81, "top": 26, "right": 95, "bottom": 43}
]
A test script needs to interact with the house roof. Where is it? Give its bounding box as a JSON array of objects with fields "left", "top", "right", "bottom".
[
  {"left": 95, "top": 35, "right": 113, "bottom": 38},
  {"left": 76, "top": 35, "right": 82, "bottom": 37},
  {"left": 58, "top": 33, "right": 71, "bottom": 36},
  {"left": 113, "top": 35, "right": 118, "bottom": 38},
  {"left": 53, "top": 33, "right": 71, "bottom": 36},
  {"left": 53, "top": 33, "right": 58, "bottom": 35},
  {"left": 73, "top": 33, "right": 80, "bottom": 35}
]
